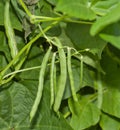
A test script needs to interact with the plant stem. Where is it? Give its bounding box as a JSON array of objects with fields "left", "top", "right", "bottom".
[
  {"left": 63, "top": 111, "right": 71, "bottom": 119},
  {"left": 19, "top": 0, "right": 31, "bottom": 17}
]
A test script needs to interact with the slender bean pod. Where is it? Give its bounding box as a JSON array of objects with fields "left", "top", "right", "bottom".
[
  {"left": 50, "top": 52, "right": 56, "bottom": 108},
  {"left": 30, "top": 46, "right": 52, "bottom": 122},
  {"left": 67, "top": 48, "right": 78, "bottom": 102},
  {"left": 80, "top": 55, "right": 83, "bottom": 87},
  {"left": 53, "top": 47, "right": 67, "bottom": 113},
  {"left": 53, "top": 63, "right": 57, "bottom": 97},
  {"left": 4, "top": 0, "right": 18, "bottom": 59}
]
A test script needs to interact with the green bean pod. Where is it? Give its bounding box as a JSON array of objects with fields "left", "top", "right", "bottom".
[
  {"left": 53, "top": 47, "right": 67, "bottom": 113},
  {"left": 67, "top": 48, "right": 78, "bottom": 102},
  {"left": 4, "top": 0, "right": 18, "bottom": 59},
  {"left": 80, "top": 55, "right": 83, "bottom": 87},
  {"left": 30, "top": 46, "right": 52, "bottom": 122},
  {"left": 50, "top": 52, "right": 56, "bottom": 108},
  {"left": 53, "top": 63, "right": 57, "bottom": 97}
]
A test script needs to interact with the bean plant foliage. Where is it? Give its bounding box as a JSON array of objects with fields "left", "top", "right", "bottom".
[{"left": 0, "top": 0, "right": 120, "bottom": 130}]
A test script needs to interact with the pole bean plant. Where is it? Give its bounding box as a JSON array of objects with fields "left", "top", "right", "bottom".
[{"left": 0, "top": 0, "right": 120, "bottom": 130}]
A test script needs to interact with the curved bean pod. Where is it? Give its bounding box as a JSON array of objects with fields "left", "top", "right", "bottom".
[
  {"left": 30, "top": 46, "right": 52, "bottom": 121},
  {"left": 53, "top": 47, "right": 67, "bottom": 113},
  {"left": 50, "top": 52, "right": 56, "bottom": 108},
  {"left": 67, "top": 48, "right": 78, "bottom": 102},
  {"left": 4, "top": 0, "right": 18, "bottom": 59}
]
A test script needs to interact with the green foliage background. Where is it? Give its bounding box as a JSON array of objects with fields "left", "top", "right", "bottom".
[{"left": 0, "top": 0, "right": 120, "bottom": 130}]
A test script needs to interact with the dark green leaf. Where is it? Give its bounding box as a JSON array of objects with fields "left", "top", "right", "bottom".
[
  {"left": 101, "top": 52, "right": 120, "bottom": 118},
  {"left": 66, "top": 23, "right": 106, "bottom": 58},
  {"left": 99, "top": 23, "right": 120, "bottom": 49},
  {"left": 0, "top": 80, "right": 73, "bottom": 130},
  {"left": 19, "top": 46, "right": 44, "bottom": 80}
]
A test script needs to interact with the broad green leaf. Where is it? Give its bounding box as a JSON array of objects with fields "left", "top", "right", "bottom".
[
  {"left": 0, "top": 81, "right": 34, "bottom": 128},
  {"left": 55, "top": 0, "right": 96, "bottom": 20},
  {"left": 0, "top": 80, "right": 73, "bottom": 130},
  {"left": 101, "top": 53, "right": 120, "bottom": 118},
  {"left": 91, "top": 0, "right": 119, "bottom": 16},
  {"left": 100, "top": 50, "right": 120, "bottom": 118},
  {"left": 100, "top": 113, "right": 120, "bottom": 130},
  {"left": 90, "top": 2, "right": 120, "bottom": 36},
  {"left": 66, "top": 23, "right": 106, "bottom": 58},
  {"left": 102, "top": 85, "right": 120, "bottom": 118},
  {"left": 68, "top": 98, "right": 100, "bottom": 130}
]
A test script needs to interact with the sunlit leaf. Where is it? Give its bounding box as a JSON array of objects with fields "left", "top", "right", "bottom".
[
  {"left": 90, "top": 2, "right": 120, "bottom": 36},
  {"left": 55, "top": 0, "right": 96, "bottom": 20},
  {"left": 91, "top": 0, "right": 119, "bottom": 16},
  {"left": 102, "top": 86, "right": 120, "bottom": 118},
  {"left": 100, "top": 34, "right": 120, "bottom": 49},
  {"left": 100, "top": 113, "right": 120, "bottom": 130}
]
